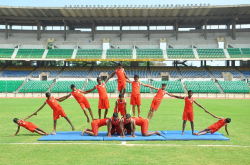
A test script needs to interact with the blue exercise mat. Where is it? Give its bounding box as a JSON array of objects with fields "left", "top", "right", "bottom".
[
  {"left": 160, "top": 130, "right": 230, "bottom": 141},
  {"left": 104, "top": 131, "right": 165, "bottom": 141}
]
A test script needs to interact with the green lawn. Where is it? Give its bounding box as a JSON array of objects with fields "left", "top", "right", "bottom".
[{"left": 0, "top": 98, "right": 249, "bottom": 164}]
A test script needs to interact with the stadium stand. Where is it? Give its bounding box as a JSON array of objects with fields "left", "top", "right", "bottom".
[
  {"left": 197, "top": 49, "right": 225, "bottom": 58},
  {"left": 185, "top": 81, "right": 220, "bottom": 93},
  {"left": 167, "top": 49, "right": 195, "bottom": 58},
  {"left": 60, "top": 67, "right": 90, "bottom": 78},
  {"left": 237, "top": 66, "right": 250, "bottom": 78},
  {"left": 19, "top": 80, "right": 53, "bottom": 93},
  {"left": 91, "top": 67, "right": 117, "bottom": 77},
  {"left": 31, "top": 66, "right": 62, "bottom": 78},
  {"left": 50, "top": 81, "right": 85, "bottom": 93},
  {"left": 16, "top": 49, "right": 45, "bottom": 58},
  {"left": 179, "top": 67, "right": 211, "bottom": 78},
  {"left": 124, "top": 67, "right": 147, "bottom": 78},
  {"left": 0, "top": 66, "right": 3, "bottom": 70},
  {"left": 0, "top": 80, "right": 24, "bottom": 92},
  {"left": 152, "top": 81, "right": 184, "bottom": 93},
  {"left": 106, "top": 49, "right": 133, "bottom": 59},
  {"left": 76, "top": 49, "right": 103, "bottom": 59},
  {"left": 137, "top": 49, "right": 163, "bottom": 59},
  {"left": 208, "top": 67, "right": 241, "bottom": 78},
  {"left": 218, "top": 81, "right": 249, "bottom": 93},
  {"left": 126, "top": 81, "right": 150, "bottom": 93},
  {"left": 227, "top": 48, "right": 242, "bottom": 58},
  {"left": 241, "top": 48, "right": 250, "bottom": 57},
  {"left": 46, "top": 49, "right": 74, "bottom": 58},
  {"left": 84, "top": 80, "right": 117, "bottom": 93},
  {"left": 1, "top": 66, "right": 35, "bottom": 77},
  {"left": 0, "top": 48, "right": 15, "bottom": 58},
  {"left": 150, "top": 67, "right": 179, "bottom": 78}
]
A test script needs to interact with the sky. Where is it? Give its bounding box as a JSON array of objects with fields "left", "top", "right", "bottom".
[{"left": 0, "top": 0, "right": 249, "bottom": 7}]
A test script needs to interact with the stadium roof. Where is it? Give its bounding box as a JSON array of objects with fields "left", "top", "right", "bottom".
[{"left": 0, "top": 5, "right": 250, "bottom": 28}]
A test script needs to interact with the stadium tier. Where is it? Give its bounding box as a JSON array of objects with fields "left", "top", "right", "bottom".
[
  {"left": 179, "top": 67, "right": 211, "bottom": 78},
  {"left": 46, "top": 49, "right": 74, "bottom": 58},
  {"left": 137, "top": 49, "right": 163, "bottom": 59},
  {"left": 19, "top": 80, "right": 53, "bottom": 93},
  {"left": 106, "top": 49, "right": 132, "bottom": 59},
  {"left": 237, "top": 66, "right": 250, "bottom": 78},
  {"left": 0, "top": 80, "right": 24, "bottom": 92},
  {"left": 84, "top": 80, "right": 116, "bottom": 93},
  {"left": 124, "top": 67, "right": 147, "bottom": 78},
  {"left": 31, "top": 66, "right": 62, "bottom": 78},
  {"left": 150, "top": 67, "right": 179, "bottom": 78},
  {"left": 76, "top": 49, "right": 103, "bottom": 59},
  {"left": 126, "top": 81, "right": 151, "bottom": 93},
  {"left": 227, "top": 48, "right": 242, "bottom": 58},
  {"left": 60, "top": 67, "right": 90, "bottom": 78},
  {"left": 167, "top": 49, "right": 195, "bottom": 58},
  {"left": 218, "top": 81, "right": 249, "bottom": 93},
  {"left": 0, "top": 48, "right": 15, "bottom": 58},
  {"left": 50, "top": 81, "right": 85, "bottom": 93},
  {"left": 208, "top": 67, "right": 241, "bottom": 78},
  {"left": 151, "top": 81, "right": 184, "bottom": 93},
  {"left": 1, "top": 66, "right": 35, "bottom": 77},
  {"left": 185, "top": 81, "right": 220, "bottom": 93},
  {"left": 91, "top": 67, "right": 117, "bottom": 77},
  {"left": 197, "top": 49, "right": 225, "bottom": 58},
  {"left": 241, "top": 48, "right": 250, "bottom": 57},
  {"left": 16, "top": 49, "right": 45, "bottom": 58}
]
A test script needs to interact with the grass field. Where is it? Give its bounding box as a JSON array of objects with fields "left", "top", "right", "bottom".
[{"left": 0, "top": 97, "right": 249, "bottom": 164}]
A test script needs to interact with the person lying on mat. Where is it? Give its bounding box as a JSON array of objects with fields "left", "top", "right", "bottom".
[
  {"left": 82, "top": 118, "right": 109, "bottom": 136},
  {"left": 119, "top": 114, "right": 136, "bottom": 138},
  {"left": 12, "top": 116, "right": 49, "bottom": 136},
  {"left": 132, "top": 117, "right": 161, "bottom": 136},
  {"left": 107, "top": 113, "right": 121, "bottom": 137},
  {"left": 195, "top": 116, "right": 231, "bottom": 136}
]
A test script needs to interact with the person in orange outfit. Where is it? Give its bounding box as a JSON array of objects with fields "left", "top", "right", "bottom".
[
  {"left": 87, "top": 77, "right": 111, "bottom": 119},
  {"left": 82, "top": 118, "right": 109, "bottom": 136},
  {"left": 132, "top": 117, "right": 161, "bottom": 136},
  {"left": 126, "top": 74, "right": 151, "bottom": 117},
  {"left": 114, "top": 93, "right": 127, "bottom": 117},
  {"left": 59, "top": 84, "right": 94, "bottom": 123},
  {"left": 147, "top": 83, "right": 172, "bottom": 121},
  {"left": 12, "top": 115, "right": 48, "bottom": 136},
  {"left": 170, "top": 90, "right": 209, "bottom": 135},
  {"left": 109, "top": 62, "right": 130, "bottom": 95},
  {"left": 33, "top": 92, "right": 75, "bottom": 135},
  {"left": 119, "top": 114, "right": 135, "bottom": 137},
  {"left": 107, "top": 113, "right": 121, "bottom": 136}
]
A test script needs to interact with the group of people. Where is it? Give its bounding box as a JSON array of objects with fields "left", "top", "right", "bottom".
[{"left": 13, "top": 62, "right": 231, "bottom": 137}]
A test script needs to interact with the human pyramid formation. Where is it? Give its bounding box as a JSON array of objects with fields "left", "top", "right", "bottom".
[{"left": 13, "top": 62, "right": 231, "bottom": 138}]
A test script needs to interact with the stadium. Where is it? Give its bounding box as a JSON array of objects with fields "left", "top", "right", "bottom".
[{"left": 0, "top": 3, "right": 250, "bottom": 164}]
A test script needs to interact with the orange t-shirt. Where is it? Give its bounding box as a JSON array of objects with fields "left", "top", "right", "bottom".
[
  {"left": 123, "top": 117, "right": 133, "bottom": 125},
  {"left": 131, "top": 81, "right": 141, "bottom": 95},
  {"left": 184, "top": 97, "right": 194, "bottom": 113},
  {"left": 46, "top": 96, "right": 62, "bottom": 111},
  {"left": 71, "top": 89, "right": 86, "bottom": 103},
  {"left": 96, "top": 118, "right": 109, "bottom": 127},
  {"left": 153, "top": 88, "right": 166, "bottom": 101},
  {"left": 211, "top": 118, "right": 227, "bottom": 130},
  {"left": 96, "top": 83, "right": 108, "bottom": 99},
  {"left": 116, "top": 68, "right": 126, "bottom": 81},
  {"left": 132, "top": 117, "right": 147, "bottom": 126},
  {"left": 110, "top": 117, "right": 120, "bottom": 126},
  {"left": 18, "top": 120, "right": 33, "bottom": 130},
  {"left": 116, "top": 99, "right": 126, "bottom": 110}
]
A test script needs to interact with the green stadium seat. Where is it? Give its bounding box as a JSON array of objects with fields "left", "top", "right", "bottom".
[
  {"left": 0, "top": 80, "right": 24, "bottom": 92},
  {"left": 0, "top": 48, "right": 15, "bottom": 58},
  {"left": 84, "top": 80, "right": 117, "bottom": 93},
  {"left": 46, "top": 49, "right": 74, "bottom": 58},
  {"left": 126, "top": 81, "right": 151, "bottom": 93},
  {"left": 136, "top": 49, "right": 163, "bottom": 59},
  {"left": 184, "top": 81, "right": 220, "bottom": 93},
  {"left": 151, "top": 81, "right": 184, "bottom": 93},
  {"left": 218, "top": 81, "right": 249, "bottom": 93},
  {"left": 16, "top": 49, "right": 45, "bottom": 58},
  {"left": 76, "top": 49, "right": 103, "bottom": 59},
  {"left": 197, "top": 49, "right": 225, "bottom": 58},
  {"left": 51, "top": 81, "right": 85, "bottom": 93},
  {"left": 106, "top": 49, "right": 132, "bottom": 59},
  {"left": 167, "top": 49, "right": 195, "bottom": 58},
  {"left": 19, "top": 80, "right": 53, "bottom": 93}
]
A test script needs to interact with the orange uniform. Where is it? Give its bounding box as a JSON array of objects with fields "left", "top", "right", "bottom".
[
  {"left": 150, "top": 88, "right": 166, "bottom": 111},
  {"left": 132, "top": 117, "right": 149, "bottom": 134},
  {"left": 96, "top": 83, "right": 109, "bottom": 109},
  {"left": 114, "top": 99, "right": 126, "bottom": 115},
  {"left": 208, "top": 118, "right": 227, "bottom": 134},
  {"left": 122, "top": 117, "right": 133, "bottom": 134},
  {"left": 116, "top": 68, "right": 126, "bottom": 91},
  {"left": 182, "top": 97, "right": 194, "bottom": 122},
  {"left": 110, "top": 117, "right": 121, "bottom": 134},
  {"left": 130, "top": 81, "right": 141, "bottom": 105},
  {"left": 18, "top": 120, "right": 38, "bottom": 133},
  {"left": 91, "top": 118, "right": 109, "bottom": 135},
  {"left": 71, "top": 89, "right": 90, "bottom": 109},
  {"left": 46, "top": 96, "right": 66, "bottom": 120}
]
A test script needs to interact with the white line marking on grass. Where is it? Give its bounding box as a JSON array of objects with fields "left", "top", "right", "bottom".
[
  {"left": 121, "top": 141, "right": 126, "bottom": 145},
  {"left": 3, "top": 143, "right": 250, "bottom": 147}
]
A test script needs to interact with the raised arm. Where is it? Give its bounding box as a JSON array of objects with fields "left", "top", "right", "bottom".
[
  {"left": 12, "top": 126, "right": 20, "bottom": 136},
  {"left": 33, "top": 102, "right": 46, "bottom": 115},
  {"left": 141, "top": 83, "right": 151, "bottom": 88},
  {"left": 23, "top": 115, "right": 34, "bottom": 121},
  {"left": 124, "top": 71, "right": 129, "bottom": 80},
  {"left": 126, "top": 79, "right": 132, "bottom": 83},
  {"left": 109, "top": 72, "right": 116, "bottom": 79},
  {"left": 170, "top": 93, "right": 184, "bottom": 99},
  {"left": 56, "top": 94, "right": 71, "bottom": 102},
  {"left": 84, "top": 86, "right": 96, "bottom": 94},
  {"left": 149, "top": 85, "right": 159, "bottom": 90},
  {"left": 225, "top": 125, "right": 229, "bottom": 136}
]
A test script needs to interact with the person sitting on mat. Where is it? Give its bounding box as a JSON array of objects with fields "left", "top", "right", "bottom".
[
  {"left": 82, "top": 118, "right": 109, "bottom": 136},
  {"left": 13, "top": 115, "right": 48, "bottom": 136},
  {"left": 114, "top": 93, "right": 127, "bottom": 118},
  {"left": 170, "top": 90, "right": 208, "bottom": 135},
  {"left": 119, "top": 114, "right": 135, "bottom": 138},
  {"left": 107, "top": 113, "right": 121, "bottom": 137},
  {"left": 132, "top": 117, "right": 161, "bottom": 136}
]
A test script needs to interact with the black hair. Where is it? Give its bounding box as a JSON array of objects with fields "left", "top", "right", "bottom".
[
  {"left": 226, "top": 118, "right": 231, "bottom": 123},
  {"left": 97, "top": 77, "right": 101, "bottom": 81},
  {"left": 119, "top": 93, "right": 124, "bottom": 98},
  {"left": 45, "top": 92, "right": 50, "bottom": 98},
  {"left": 113, "top": 113, "right": 118, "bottom": 117},
  {"left": 188, "top": 90, "right": 193, "bottom": 94},
  {"left": 118, "top": 62, "right": 122, "bottom": 66},
  {"left": 71, "top": 84, "right": 75, "bottom": 89},
  {"left": 134, "top": 74, "right": 139, "bottom": 78},
  {"left": 13, "top": 118, "right": 18, "bottom": 123},
  {"left": 126, "top": 114, "right": 131, "bottom": 118},
  {"left": 162, "top": 83, "right": 166, "bottom": 86}
]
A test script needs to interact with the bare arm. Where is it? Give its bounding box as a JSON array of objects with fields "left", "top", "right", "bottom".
[
  {"left": 149, "top": 86, "right": 159, "bottom": 90},
  {"left": 131, "top": 120, "right": 136, "bottom": 137},
  {"left": 84, "top": 86, "right": 96, "bottom": 94},
  {"left": 115, "top": 101, "right": 118, "bottom": 113},
  {"left": 109, "top": 72, "right": 116, "bottom": 79},
  {"left": 107, "top": 120, "right": 112, "bottom": 137},
  {"left": 126, "top": 79, "right": 132, "bottom": 83},
  {"left": 33, "top": 102, "right": 46, "bottom": 115},
  {"left": 12, "top": 126, "right": 20, "bottom": 136},
  {"left": 225, "top": 125, "right": 229, "bottom": 136},
  {"left": 23, "top": 115, "right": 34, "bottom": 121},
  {"left": 141, "top": 83, "right": 150, "bottom": 88},
  {"left": 170, "top": 93, "right": 184, "bottom": 99},
  {"left": 56, "top": 94, "right": 71, "bottom": 102},
  {"left": 124, "top": 71, "right": 129, "bottom": 80},
  {"left": 124, "top": 102, "right": 127, "bottom": 115},
  {"left": 194, "top": 100, "right": 208, "bottom": 112},
  {"left": 119, "top": 120, "right": 125, "bottom": 137}
]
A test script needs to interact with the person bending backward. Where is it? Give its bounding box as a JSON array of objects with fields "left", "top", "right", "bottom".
[
  {"left": 114, "top": 93, "right": 127, "bottom": 118},
  {"left": 13, "top": 115, "right": 48, "bottom": 136},
  {"left": 107, "top": 113, "right": 121, "bottom": 137},
  {"left": 132, "top": 117, "right": 161, "bottom": 136},
  {"left": 87, "top": 77, "right": 111, "bottom": 119},
  {"left": 59, "top": 84, "right": 94, "bottom": 123},
  {"left": 170, "top": 90, "right": 208, "bottom": 135},
  {"left": 82, "top": 118, "right": 109, "bottom": 136},
  {"left": 33, "top": 92, "right": 75, "bottom": 135},
  {"left": 109, "top": 62, "right": 130, "bottom": 95},
  {"left": 126, "top": 74, "right": 151, "bottom": 117},
  {"left": 147, "top": 83, "right": 172, "bottom": 121},
  {"left": 119, "top": 114, "right": 136, "bottom": 138}
]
